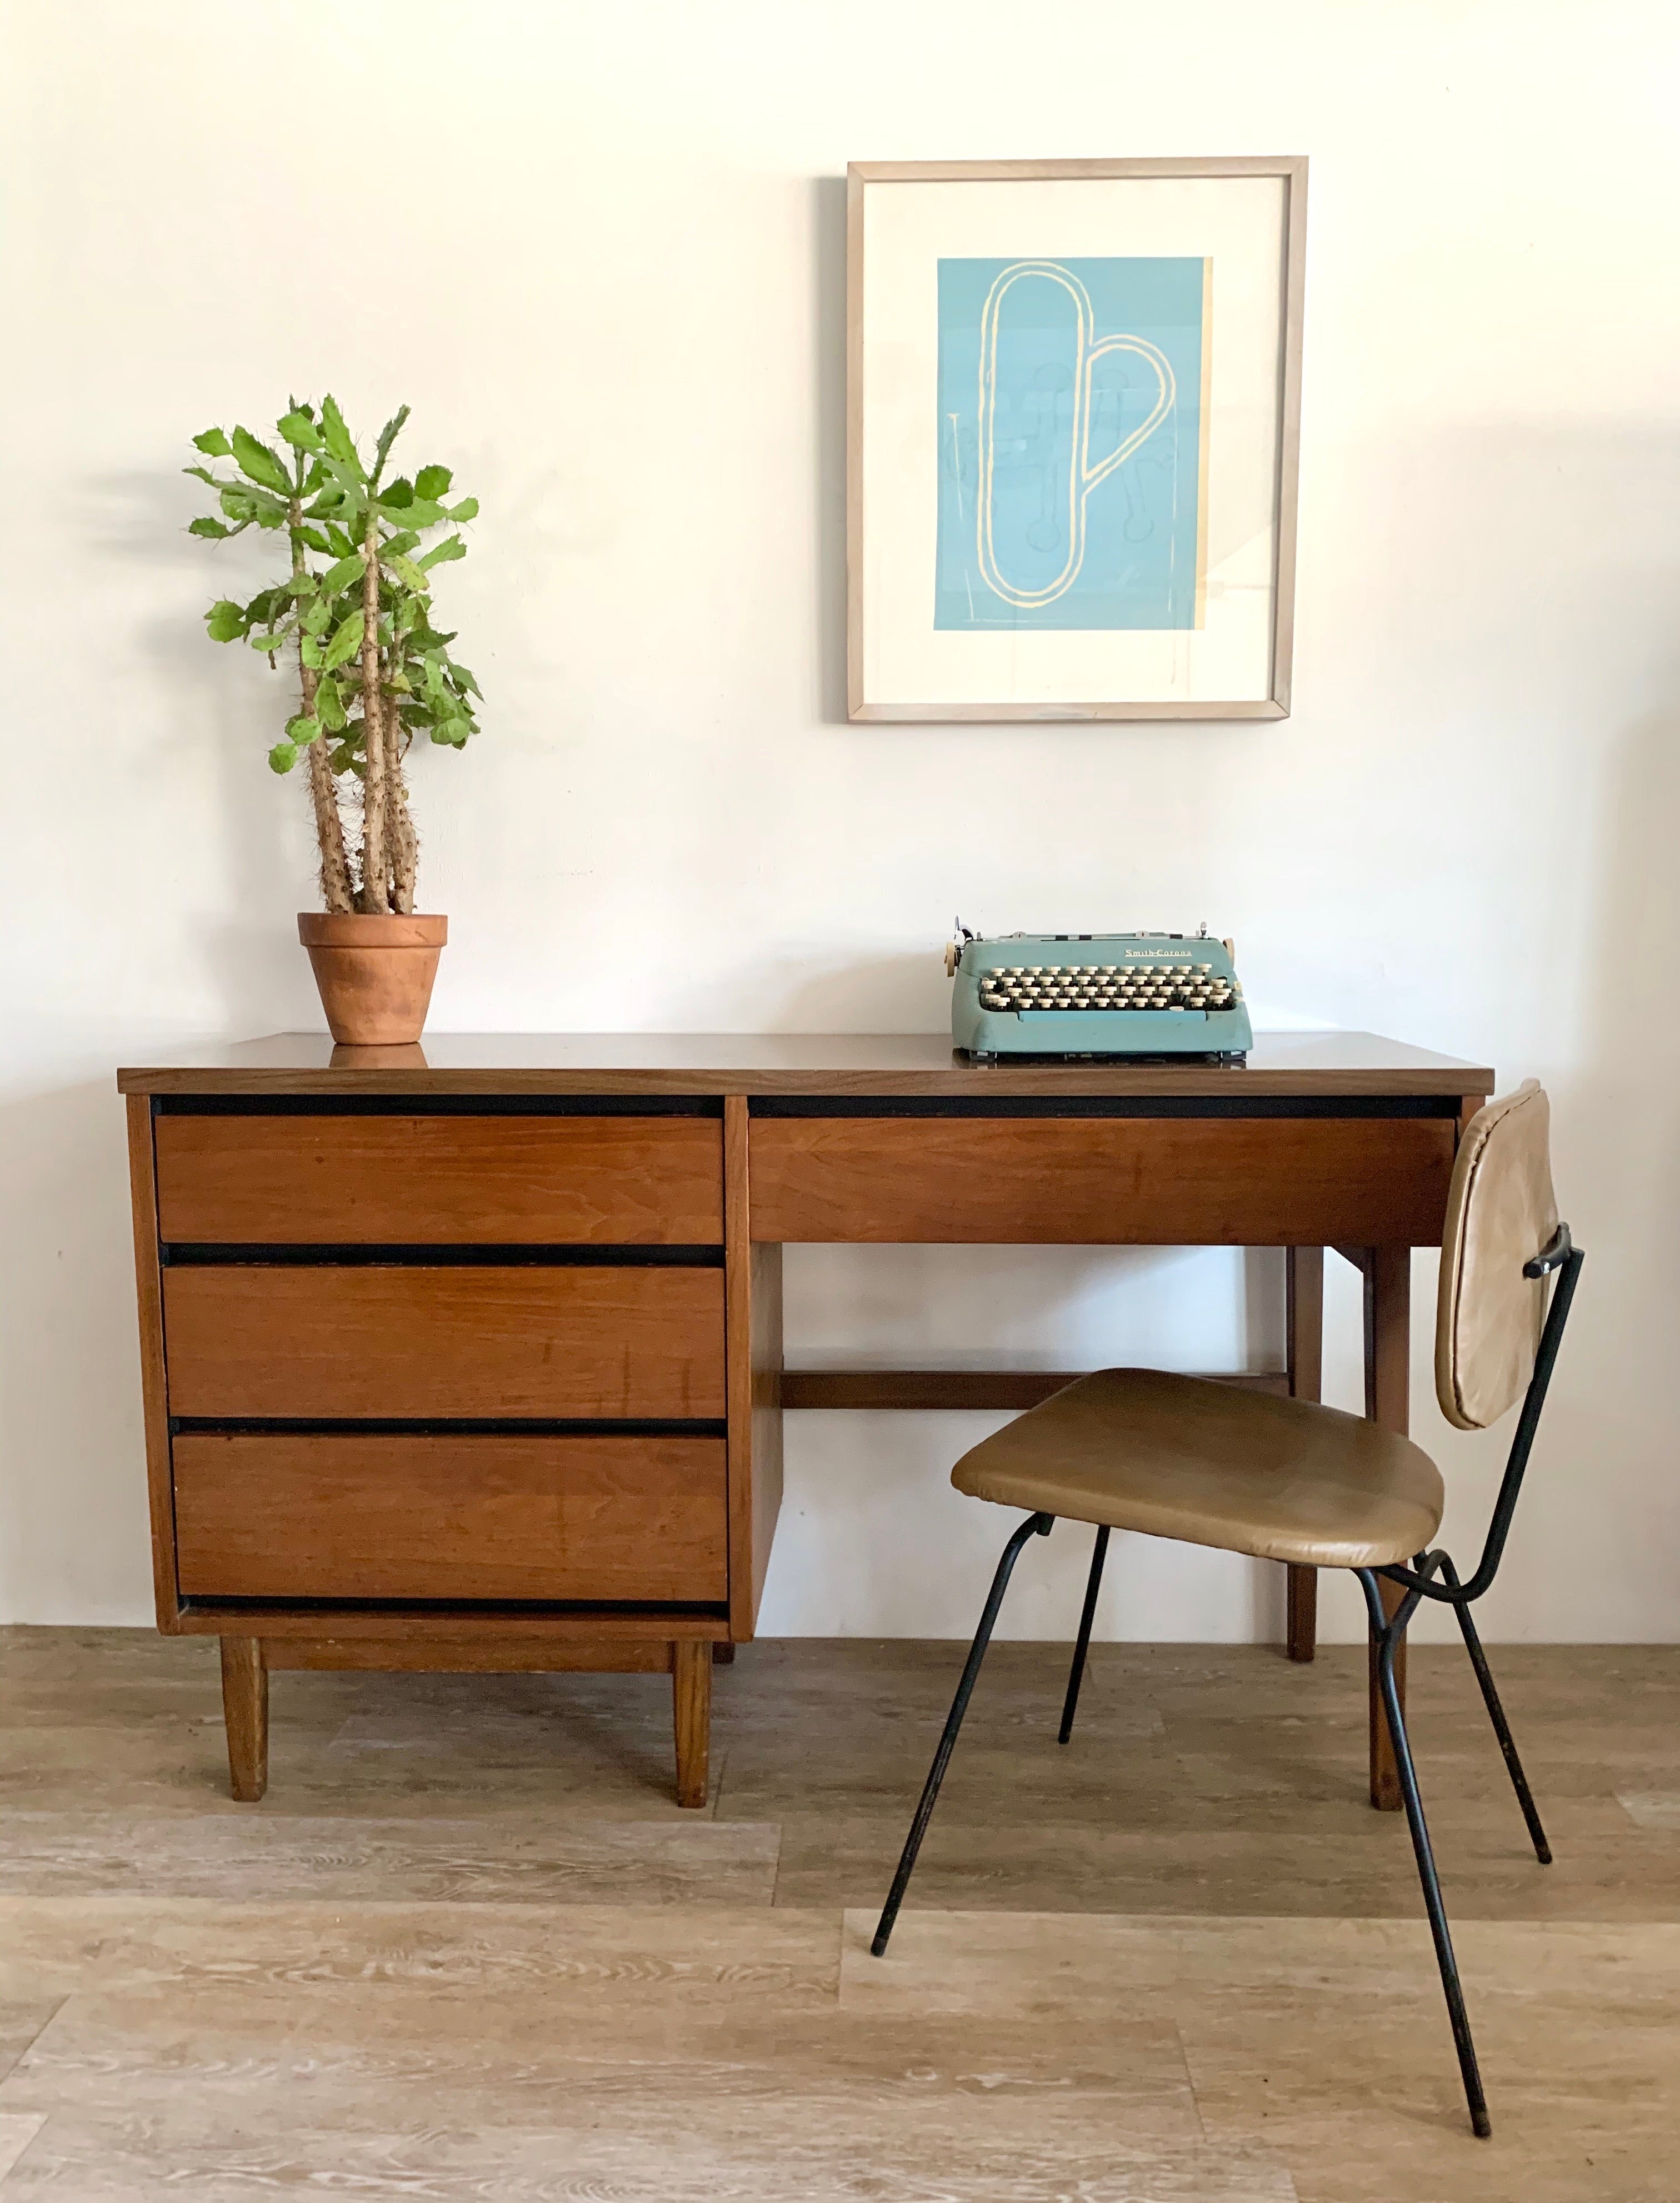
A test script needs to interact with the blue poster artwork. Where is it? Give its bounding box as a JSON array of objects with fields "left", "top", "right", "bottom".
[{"left": 936, "top": 256, "right": 1207, "bottom": 631}]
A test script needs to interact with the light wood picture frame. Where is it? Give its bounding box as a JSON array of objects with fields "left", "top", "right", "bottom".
[{"left": 846, "top": 157, "right": 1307, "bottom": 722}]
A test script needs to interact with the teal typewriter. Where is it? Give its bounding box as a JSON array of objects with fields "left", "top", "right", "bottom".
[{"left": 948, "top": 926, "right": 1251, "bottom": 1064}]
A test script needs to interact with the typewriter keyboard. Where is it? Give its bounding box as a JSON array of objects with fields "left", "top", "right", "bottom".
[{"left": 977, "top": 962, "right": 1239, "bottom": 1014}]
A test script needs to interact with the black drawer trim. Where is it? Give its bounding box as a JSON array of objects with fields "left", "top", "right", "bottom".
[
  {"left": 156, "top": 1095, "right": 724, "bottom": 1117},
  {"left": 170, "top": 1416, "right": 728, "bottom": 1439},
  {"left": 161, "top": 1243, "right": 723, "bottom": 1268},
  {"left": 178, "top": 1596, "right": 731, "bottom": 1620},
  {"left": 749, "top": 1094, "right": 1461, "bottom": 1120}
]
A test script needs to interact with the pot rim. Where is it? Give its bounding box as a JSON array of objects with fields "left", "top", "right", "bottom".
[{"left": 298, "top": 911, "right": 448, "bottom": 947}]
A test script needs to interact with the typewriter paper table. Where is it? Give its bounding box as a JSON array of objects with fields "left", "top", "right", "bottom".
[{"left": 118, "top": 1032, "right": 1493, "bottom": 1814}]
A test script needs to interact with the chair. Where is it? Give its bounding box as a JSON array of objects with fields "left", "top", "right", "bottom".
[{"left": 871, "top": 1082, "right": 1583, "bottom": 2140}]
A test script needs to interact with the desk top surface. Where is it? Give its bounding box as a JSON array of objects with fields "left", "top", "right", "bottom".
[{"left": 119, "top": 1031, "right": 1496, "bottom": 1099}]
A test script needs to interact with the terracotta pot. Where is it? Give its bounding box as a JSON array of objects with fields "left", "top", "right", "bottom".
[{"left": 298, "top": 913, "right": 447, "bottom": 1046}]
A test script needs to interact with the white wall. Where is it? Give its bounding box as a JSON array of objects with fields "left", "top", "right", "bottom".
[{"left": 2, "top": 0, "right": 1676, "bottom": 1643}]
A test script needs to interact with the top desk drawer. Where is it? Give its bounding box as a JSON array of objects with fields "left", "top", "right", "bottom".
[
  {"left": 154, "top": 1114, "right": 723, "bottom": 1245},
  {"left": 749, "top": 1114, "right": 1457, "bottom": 1246}
]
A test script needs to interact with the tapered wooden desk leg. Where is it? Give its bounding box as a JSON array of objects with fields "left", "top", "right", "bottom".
[
  {"left": 1285, "top": 1247, "right": 1325, "bottom": 1662},
  {"left": 219, "top": 1636, "right": 268, "bottom": 1803},
  {"left": 1364, "top": 1247, "right": 1411, "bottom": 1810},
  {"left": 672, "top": 1641, "right": 711, "bottom": 1809}
]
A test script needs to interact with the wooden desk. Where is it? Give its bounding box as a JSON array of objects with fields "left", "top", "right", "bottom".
[{"left": 118, "top": 1032, "right": 1493, "bottom": 1813}]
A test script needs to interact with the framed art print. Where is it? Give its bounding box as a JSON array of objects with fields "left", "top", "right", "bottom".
[{"left": 846, "top": 157, "right": 1307, "bottom": 721}]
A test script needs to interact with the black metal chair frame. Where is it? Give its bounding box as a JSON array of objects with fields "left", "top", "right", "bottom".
[{"left": 871, "top": 1225, "right": 1584, "bottom": 2142}]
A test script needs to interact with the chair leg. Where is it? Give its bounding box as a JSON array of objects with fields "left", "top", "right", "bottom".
[
  {"left": 1059, "top": 1525, "right": 1110, "bottom": 1745},
  {"left": 1439, "top": 1556, "right": 1551, "bottom": 1865},
  {"left": 872, "top": 1512, "right": 1052, "bottom": 1957},
  {"left": 1361, "top": 1572, "right": 1491, "bottom": 2139}
]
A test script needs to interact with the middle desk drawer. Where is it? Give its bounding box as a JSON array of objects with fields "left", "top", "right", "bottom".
[{"left": 163, "top": 1265, "right": 726, "bottom": 1420}]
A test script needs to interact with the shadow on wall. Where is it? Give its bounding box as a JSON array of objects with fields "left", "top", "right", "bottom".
[
  {"left": 1542, "top": 697, "right": 1680, "bottom": 1634},
  {"left": 774, "top": 950, "right": 948, "bottom": 1031},
  {"left": 99, "top": 461, "right": 327, "bottom": 1030},
  {"left": 762, "top": 1408, "right": 1290, "bottom": 1642},
  {"left": 1578, "top": 700, "right": 1680, "bottom": 1228},
  {"left": 784, "top": 1242, "right": 1284, "bottom": 1378},
  {"left": 0, "top": 1081, "right": 153, "bottom": 1620},
  {"left": 811, "top": 173, "right": 847, "bottom": 727},
  {"left": 1384, "top": 685, "right": 1680, "bottom": 1648}
]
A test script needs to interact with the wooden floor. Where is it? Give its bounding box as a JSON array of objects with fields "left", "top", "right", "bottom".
[{"left": 2, "top": 1629, "right": 1677, "bottom": 2199}]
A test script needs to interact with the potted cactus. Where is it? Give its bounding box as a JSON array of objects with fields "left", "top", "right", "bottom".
[{"left": 188, "top": 397, "right": 481, "bottom": 1042}]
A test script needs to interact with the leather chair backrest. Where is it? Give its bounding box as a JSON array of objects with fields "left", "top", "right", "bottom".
[{"left": 1434, "top": 1081, "right": 1559, "bottom": 1431}]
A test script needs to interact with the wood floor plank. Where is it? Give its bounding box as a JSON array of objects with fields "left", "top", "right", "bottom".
[
  {"left": 0, "top": 1899, "right": 843, "bottom": 2007},
  {"left": 838, "top": 1910, "right": 1680, "bottom": 2015},
  {"left": 1617, "top": 1792, "right": 1680, "bottom": 1828},
  {"left": 0, "top": 2107, "right": 1297, "bottom": 2201},
  {"left": 0, "top": 1814, "right": 777, "bottom": 1906},
  {"left": 0, "top": 1970, "right": 1275, "bottom": 2202},
  {"left": 768, "top": 1799, "right": 1680, "bottom": 1920},
  {"left": 1181, "top": 2004, "right": 1680, "bottom": 2203},
  {"left": 0, "top": 2111, "right": 46, "bottom": 2182},
  {"left": 0, "top": 1994, "right": 1217, "bottom": 2198},
  {"left": 3, "top": 1992, "right": 1201, "bottom": 2119},
  {"left": 0, "top": 2008, "right": 59, "bottom": 2089}
]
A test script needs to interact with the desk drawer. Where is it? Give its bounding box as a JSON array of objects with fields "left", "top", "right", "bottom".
[
  {"left": 163, "top": 1266, "right": 725, "bottom": 1418},
  {"left": 749, "top": 1116, "right": 1456, "bottom": 1245},
  {"left": 173, "top": 1432, "right": 727, "bottom": 1601},
  {"left": 154, "top": 1114, "right": 723, "bottom": 1245}
]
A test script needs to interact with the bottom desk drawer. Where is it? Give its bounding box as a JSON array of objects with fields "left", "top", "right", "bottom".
[{"left": 172, "top": 1433, "right": 728, "bottom": 1602}]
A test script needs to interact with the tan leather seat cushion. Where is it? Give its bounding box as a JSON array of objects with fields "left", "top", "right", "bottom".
[
  {"left": 1435, "top": 1081, "right": 1559, "bottom": 1431},
  {"left": 952, "top": 1368, "right": 1445, "bottom": 1569}
]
